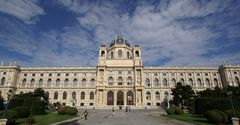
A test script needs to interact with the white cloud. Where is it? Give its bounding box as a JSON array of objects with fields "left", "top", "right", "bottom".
[
  {"left": 0, "top": 0, "right": 44, "bottom": 24},
  {"left": 1, "top": 0, "right": 239, "bottom": 67}
]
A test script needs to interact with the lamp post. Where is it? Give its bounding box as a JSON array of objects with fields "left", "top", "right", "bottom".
[
  {"left": 227, "top": 91, "right": 236, "bottom": 116},
  {"left": 4, "top": 89, "right": 12, "bottom": 118},
  {"left": 227, "top": 91, "right": 239, "bottom": 125}
]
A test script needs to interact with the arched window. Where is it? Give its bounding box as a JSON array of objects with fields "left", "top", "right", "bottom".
[
  {"left": 0, "top": 77, "right": 5, "bottom": 86},
  {"left": 171, "top": 78, "right": 176, "bottom": 87},
  {"left": 118, "top": 77, "right": 123, "bottom": 85},
  {"left": 22, "top": 79, "right": 27, "bottom": 87},
  {"left": 101, "top": 51, "right": 105, "bottom": 57},
  {"left": 81, "top": 92, "right": 85, "bottom": 100},
  {"left": 155, "top": 91, "right": 160, "bottom": 100},
  {"left": 90, "top": 91, "right": 94, "bottom": 100},
  {"left": 154, "top": 78, "right": 159, "bottom": 87},
  {"left": 64, "top": 79, "right": 69, "bottom": 87},
  {"left": 179, "top": 78, "right": 184, "bottom": 85},
  {"left": 234, "top": 77, "right": 239, "bottom": 84},
  {"left": 73, "top": 78, "right": 77, "bottom": 87},
  {"left": 118, "top": 50, "right": 122, "bottom": 58},
  {"left": 47, "top": 79, "right": 51, "bottom": 87},
  {"left": 111, "top": 52, "right": 113, "bottom": 59},
  {"left": 56, "top": 79, "right": 60, "bottom": 87},
  {"left": 127, "top": 52, "right": 130, "bottom": 59},
  {"left": 90, "top": 78, "right": 95, "bottom": 87},
  {"left": 146, "top": 91, "right": 151, "bottom": 100},
  {"left": 38, "top": 79, "right": 43, "bottom": 87},
  {"left": 82, "top": 78, "right": 86, "bottom": 87},
  {"left": 197, "top": 78, "right": 202, "bottom": 87},
  {"left": 72, "top": 92, "right": 76, "bottom": 100},
  {"left": 107, "top": 91, "right": 114, "bottom": 105},
  {"left": 54, "top": 92, "right": 58, "bottom": 100},
  {"left": 63, "top": 92, "right": 67, "bottom": 100},
  {"left": 205, "top": 78, "right": 210, "bottom": 87},
  {"left": 188, "top": 78, "right": 193, "bottom": 86},
  {"left": 145, "top": 78, "right": 150, "bottom": 87},
  {"left": 213, "top": 78, "right": 218, "bottom": 87},
  {"left": 46, "top": 92, "right": 49, "bottom": 99},
  {"left": 135, "top": 51, "right": 139, "bottom": 57},
  {"left": 126, "top": 91, "right": 133, "bottom": 105},
  {"left": 30, "top": 79, "right": 35, "bottom": 87},
  {"left": 163, "top": 78, "right": 168, "bottom": 86},
  {"left": 127, "top": 77, "right": 132, "bottom": 85},
  {"left": 108, "top": 77, "right": 114, "bottom": 85}
]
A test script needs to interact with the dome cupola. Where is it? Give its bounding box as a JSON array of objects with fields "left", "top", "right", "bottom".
[{"left": 110, "top": 34, "right": 130, "bottom": 47}]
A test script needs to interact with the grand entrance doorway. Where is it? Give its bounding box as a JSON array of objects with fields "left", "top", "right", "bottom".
[
  {"left": 127, "top": 91, "right": 134, "bottom": 105},
  {"left": 107, "top": 91, "right": 114, "bottom": 105},
  {"left": 117, "top": 91, "right": 124, "bottom": 105}
]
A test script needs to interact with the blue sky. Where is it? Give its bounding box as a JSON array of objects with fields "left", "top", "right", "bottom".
[{"left": 0, "top": 0, "right": 240, "bottom": 67}]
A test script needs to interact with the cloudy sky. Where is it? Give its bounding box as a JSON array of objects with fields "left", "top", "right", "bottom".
[{"left": 0, "top": 0, "right": 240, "bottom": 67}]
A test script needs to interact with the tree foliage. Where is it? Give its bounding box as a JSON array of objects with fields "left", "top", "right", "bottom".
[
  {"left": 33, "top": 88, "right": 49, "bottom": 102},
  {"left": 170, "top": 82, "right": 195, "bottom": 109}
]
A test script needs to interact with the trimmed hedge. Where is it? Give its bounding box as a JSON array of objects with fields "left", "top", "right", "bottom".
[
  {"left": 13, "top": 106, "right": 30, "bottom": 118},
  {"left": 58, "top": 106, "right": 78, "bottom": 115},
  {"left": 166, "top": 107, "right": 175, "bottom": 115},
  {"left": 205, "top": 110, "right": 228, "bottom": 125},
  {"left": 175, "top": 108, "right": 184, "bottom": 115},
  {"left": 195, "top": 97, "right": 240, "bottom": 114}
]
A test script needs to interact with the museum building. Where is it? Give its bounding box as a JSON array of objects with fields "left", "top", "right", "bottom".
[{"left": 0, "top": 36, "right": 240, "bottom": 108}]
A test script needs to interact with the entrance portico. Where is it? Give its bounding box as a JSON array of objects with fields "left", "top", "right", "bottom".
[{"left": 107, "top": 90, "right": 135, "bottom": 107}]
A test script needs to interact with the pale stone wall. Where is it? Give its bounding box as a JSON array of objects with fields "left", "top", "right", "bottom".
[{"left": 1, "top": 37, "right": 240, "bottom": 109}]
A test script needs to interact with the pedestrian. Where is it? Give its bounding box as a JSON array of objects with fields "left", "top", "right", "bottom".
[
  {"left": 84, "top": 110, "right": 88, "bottom": 120},
  {"left": 112, "top": 107, "right": 115, "bottom": 116}
]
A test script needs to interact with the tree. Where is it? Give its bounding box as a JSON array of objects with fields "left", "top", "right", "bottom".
[
  {"left": 33, "top": 88, "right": 49, "bottom": 102},
  {"left": 170, "top": 82, "right": 195, "bottom": 109}
]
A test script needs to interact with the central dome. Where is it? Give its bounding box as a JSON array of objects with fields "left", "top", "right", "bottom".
[{"left": 110, "top": 35, "right": 130, "bottom": 47}]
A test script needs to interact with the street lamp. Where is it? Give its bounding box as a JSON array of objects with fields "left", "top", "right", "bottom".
[
  {"left": 227, "top": 91, "right": 239, "bottom": 125},
  {"left": 4, "top": 89, "right": 12, "bottom": 118},
  {"left": 227, "top": 91, "right": 236, "bottom": 116}
]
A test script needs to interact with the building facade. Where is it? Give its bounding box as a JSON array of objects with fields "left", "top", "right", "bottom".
[{"left": 0, "top": 36, "right": 240, "bottom": 109}]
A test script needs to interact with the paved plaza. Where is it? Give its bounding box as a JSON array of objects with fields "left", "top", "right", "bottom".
[{"left": 63, "top": 109, "right": 194, "bottom": 125}]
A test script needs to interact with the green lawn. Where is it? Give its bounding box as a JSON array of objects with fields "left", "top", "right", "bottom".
[
  {"left": 17, "top": 112, "right": 79, "bottom": 125},
  {"left": 162, "top": 114, "right": 214, "bottom": 125}
]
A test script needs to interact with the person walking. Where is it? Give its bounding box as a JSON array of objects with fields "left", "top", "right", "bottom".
[
  {"left": 84, "top": 110, "right": 88, "bottom": 120},
  {"left": 112, "top": 107, "right": 115, "bottom": 116}
]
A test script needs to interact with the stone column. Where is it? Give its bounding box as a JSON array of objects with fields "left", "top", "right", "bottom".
[
  {"left": 232, "top": 117, "right": 239, "bottom": 125},
  {"left": 0, "top": 119, "right": 7, "bottom": 125}
]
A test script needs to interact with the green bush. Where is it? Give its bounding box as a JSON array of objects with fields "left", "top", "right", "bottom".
[
  {"left": 175, "top": 108, "right": 184, "bottom": 115},
  {"left": 8, "top": 98, "right": 24, "bottom": 109},
  {"left": 13, "top": 106, "right": 30, "bottom": 118},
  {"left": 166, "top": 107, "right": 175, "bottom": 115},
  {"left": 31, "top": 99, "right": 46, "bottom": 115},
  {"left": 205, "top": 110, "right": 228, "bottom": 125},
  {"left": 4, "top": 110, "right": 18, "bottom": 125},
  {"left": 58, "top": 106, "right": 78, "bottom": 115},
  {"left": 22, "top": 98, "right": 34, "bottom": 108},
  {"left": 225, "top": 110, "right": 240, "bottom": 122},
  {"left": 195, "top": 97, "right": 240, "bottom": 114}
]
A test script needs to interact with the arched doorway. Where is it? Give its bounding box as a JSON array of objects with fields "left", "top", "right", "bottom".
[
  {"left": 107, "top": 91, "right": 114, "bottom": 105},
  {"left": 127, "top": 91, "right": 134, "bottom": 105},
  {"left": 117, "top": 91, "right": 124, "bottom": 105}
]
